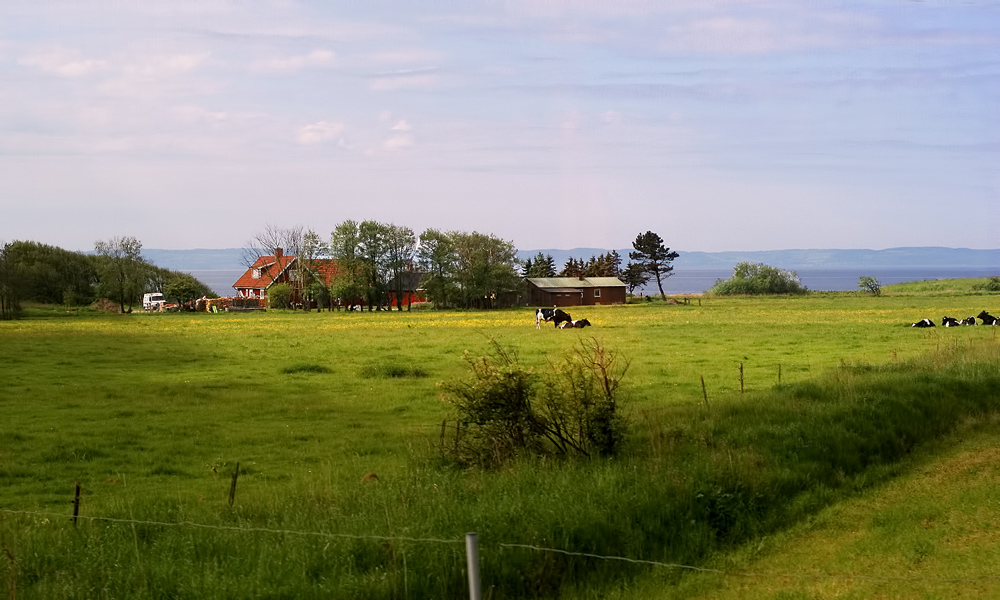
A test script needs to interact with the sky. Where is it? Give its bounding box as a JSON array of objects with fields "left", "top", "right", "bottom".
[{"left": 1, "top": 0, "right": 998, "bottom": 253}]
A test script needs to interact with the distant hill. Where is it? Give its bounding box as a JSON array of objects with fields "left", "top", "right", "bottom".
[{"left": 141, "top": 246, "right": 1000, "bottom": 274}]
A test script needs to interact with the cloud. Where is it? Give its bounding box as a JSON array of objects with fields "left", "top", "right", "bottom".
[
  {"left": 252, "top": 49, "right": 336, "bottom": 72},
  {"left": 18, "top": 48, "right": 108, "bottom": 77},
  {"left": 391, "top": 119, "right": 412, "bottom": 131},
  {"left": 296, "top": 120, "right": 345, "bottom": 144}
]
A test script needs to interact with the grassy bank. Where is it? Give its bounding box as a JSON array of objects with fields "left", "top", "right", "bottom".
[{"left": 1, "top": 295, "right": 998, "bottom": 597}]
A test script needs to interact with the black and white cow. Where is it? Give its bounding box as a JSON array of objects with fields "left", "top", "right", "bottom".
[
  {"left": 536, "top": 307, "right": 572, "bottom": 329},
  {"left": 558, "top": 318, "right": 592, "bottom": 329},
  {"left": 942, "top": 316, "right": 961, "bottom": 327},
  {"left": 961, "top": 316, "right": 978, "bottom": 326},
  {"left": 978, "top": 311, "right": 999, "bottom": 326},
  {"left": 911, "top": 318, "right": 935, "bottom": 328}
]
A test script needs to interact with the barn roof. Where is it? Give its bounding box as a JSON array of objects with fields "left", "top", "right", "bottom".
[{"left": 526, "top": 277, "right": 626, "bottom": 289}]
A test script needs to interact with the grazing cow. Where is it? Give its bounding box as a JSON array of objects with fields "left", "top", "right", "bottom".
[
  {"left": 536, "top": 307, "right": 572, "bottom": 329},
  {"left": 910, "top": 318, "right": 935, "bottom": 328},
  {"left": 942, "top": 316, "right": 961, "bottom": 327},
  {"left": 558, "top": 319, "right": 592, "bottom": 329},
  {"left": 961, "top": 316, "right": 978, "bottom": 326},
  {"left": 978, "top": 311, "right": 999, "bottom": 326}
]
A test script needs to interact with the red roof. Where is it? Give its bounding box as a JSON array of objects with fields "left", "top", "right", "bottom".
[
  {"left": 232, "top": 254, "right": 297, "bottom": 291},
  {"left": 231, "top": 255, "right": 347, "bottom": 292}
]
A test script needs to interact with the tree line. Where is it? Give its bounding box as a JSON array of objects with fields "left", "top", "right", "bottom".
[
  {"left": 245, "top": 224, "right": 679, "bottom": 311},
  {"left": 0, "top": 238, "right": 215, "bottom": 319},
  {"left": 244, "top": 223, "right": 526, "bottom": 310}
]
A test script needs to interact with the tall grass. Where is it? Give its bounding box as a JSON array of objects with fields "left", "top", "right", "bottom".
[
  {"left": 3, "top": 338, "right": 998, "bottom": 597},
  {"left": 2, "top": 299, "right": 1000, "bottom": 597}
]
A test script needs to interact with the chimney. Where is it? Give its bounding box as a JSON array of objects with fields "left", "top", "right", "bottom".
[{"left": 274, "top": 248, "right": 283, "bottom": 260}]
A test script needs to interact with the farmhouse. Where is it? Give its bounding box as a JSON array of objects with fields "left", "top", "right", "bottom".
[
  {"left": 232, "top": 248, "right": 298, "bottom": 301},
  {"left": 232, "top": 248, "right": 425, "bottom": 308},
  {"left": 525, "top": 276, "right": 627, "bottom": 307}
]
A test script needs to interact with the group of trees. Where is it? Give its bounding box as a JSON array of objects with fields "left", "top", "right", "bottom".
[
  {"left": 0, "top": 238, "right": 215, "bottom": 318},
  {"left": 244, "top": 223, "right": 523, "bottom": 310},
  {"left": 520, "top": 232, "right": 681, "bottom": 301}
]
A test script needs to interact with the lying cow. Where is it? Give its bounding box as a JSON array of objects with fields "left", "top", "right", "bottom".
[
  {"left": 536, "top": 307, "right": 572, "bottom": 329},
  {"left": 558, "top": 319, "right": 592, "bottom": 329},
  {"left": 978, "top": 311, "right": 998, "bottom": 326},
  {"left": 961, "top": 316, "right": 978, "bottom": 326},
  {"left": 911, "top": 318, "right": 935, "bottom": 328},
  {"left": 942, "top": 316, "right": 961, "bottom": 327}
]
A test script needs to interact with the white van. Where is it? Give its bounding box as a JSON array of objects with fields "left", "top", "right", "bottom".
[{"left": 143, "top": 292, "right": 166, "bottom": 311}]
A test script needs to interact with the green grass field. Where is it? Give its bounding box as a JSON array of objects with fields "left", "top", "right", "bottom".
[{"left": 1, "top": 288, "right": 999, "bottom": 598}]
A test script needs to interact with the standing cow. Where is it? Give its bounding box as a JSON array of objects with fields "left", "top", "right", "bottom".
[{"left": 536, "top": 308, "right": 572, "bottom": 329}]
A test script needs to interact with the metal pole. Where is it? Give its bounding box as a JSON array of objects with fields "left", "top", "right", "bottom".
[{"left": 466, "top": 532, "right": 481, "bottom": 600}]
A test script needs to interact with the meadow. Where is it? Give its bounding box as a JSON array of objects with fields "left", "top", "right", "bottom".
[{"left": 1, "top": 289, "right": 999, "bottom": 598}]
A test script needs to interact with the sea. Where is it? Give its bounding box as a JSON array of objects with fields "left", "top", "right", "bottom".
[{"left": 191, "top": 267, "right": 999, "bottom": 298}]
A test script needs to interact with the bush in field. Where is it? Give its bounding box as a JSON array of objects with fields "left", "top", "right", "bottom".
[
  {"left": 439, "top": 339, "right": 628, "bottom": 467},
  {"left": 267, "top": 283, "right": 293, "bottom": 309},
  {"left": 972, "top": 276, "right": 1000, "bottom": 292},
  {"left": 709, "top": 261, "right": 807, "bottom": 295},
  {"left": 858, "top": 275, "right": 882, "bottom": 296}
]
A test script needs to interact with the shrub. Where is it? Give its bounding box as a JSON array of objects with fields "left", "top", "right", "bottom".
[
  {"left": 709, "top": 262, "right": 807, "bottom": 295},
  {"left": 439, "top": 338, "right": 629, "bottom": 467},
  {"left": 267, "top": 283, "right": 293, "bottom": 309},
  {"left": 858, "top": 275, "right": 882, "bottom": 296},
  {"left": 972, "top": 276, "right": 1000, "bottom": 292}
]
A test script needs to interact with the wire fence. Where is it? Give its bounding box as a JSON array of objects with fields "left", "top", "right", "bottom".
[{"left": 4, "top": 506, "right": 1000, "bottom": 590}]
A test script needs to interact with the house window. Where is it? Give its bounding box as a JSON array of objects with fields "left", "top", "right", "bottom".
[
  {"left": 252, "top": 268, "right": 261, "bottom": 279},
  {"left": 594, "top": 289, "right": 601, "bottom": 298}
]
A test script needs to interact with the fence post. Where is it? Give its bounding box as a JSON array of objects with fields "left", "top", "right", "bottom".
[
  {"left": 72, "top": 482, "right": 81, "bottom": 526},
  {"left": 229, "top": 463, "right": 240, "bottom": 507},
  {"left": 700, "top": 376, "right": 708, "bottom": 407},
  {"left": 739, "top": 363, "right": 744, "bottom": 395},
  {"left": 466, "top": 532, "right": 481, "bottom": 600}
]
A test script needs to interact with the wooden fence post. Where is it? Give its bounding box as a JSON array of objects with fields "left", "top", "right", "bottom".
[
  {"left": 229, "top": 463, "right": 240, "bottom": 507},
  {"left": 701, "top": 376, "right": 708, "bottom": 407},
  {"left": 72, "top": 482, "right": 81, "bottom": 527},
  {"left": 465, "top": 532, "right": 481, "bottom": 600},
  {"left": 778, "top": 363, "right": 781, "bottom": 384},
  {"left": 739, "top": 363, "right": 744, "bottom": 395}
]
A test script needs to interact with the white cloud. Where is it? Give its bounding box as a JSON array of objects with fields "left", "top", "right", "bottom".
[
  {"left": 365, "top": 48, "right": 443, "bottom": 65},
  {"left": 391, "top": 119, "right": 411, "bottom": 131},
  {"left": 253, "top": 49, "right": 336, "bottom": 72},
  {"left": 19, "top": 48, "right": 108, "bottom": 77},
  {"left": 297, "top": 120, "right": 345, "bottom": 145}
]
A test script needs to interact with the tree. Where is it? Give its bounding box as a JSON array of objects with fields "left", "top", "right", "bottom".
[
  {"left": 858, "top": 276, "right": 882, "bottom": 297},
  {"left": 5, "top": 240, "right": 97, "bottom": 305},
  {"left": 559, "top": 257, "right": 584, "bottom": 278},
  {"left": 384, "top": 224, "right": 417, "bottom": 311},
  {"left": 358, "top": 220, "right": 390, "bottom": 310},
  {"left": 709, "top": 262, "right": 807, "bottom": 295},
  {"left": 621, "top": 262, "right": 650, "bottom": 295},
  {"left": 524, "top": 252, "right": 556, "bottom": 278},
  {"left": 0, "top": 241, "right": 23, "bottom": 320},
  {"left": 629, "top": 231, "right": 679, "bottom": 301},
  {"left": 163, "top": 272, "right": 214, "bottom": 308},
  {"left": 416, "top": 228, "right": 458, "bottom": 309},
  {"left": 329, "top": 220, "right": 366, "bottom": 310},
  {"left": 94, "top": 236, "right": 150, "bottom": 313},
  {"left": 450, "top": 231, "right": 521, "bottom": 308}
]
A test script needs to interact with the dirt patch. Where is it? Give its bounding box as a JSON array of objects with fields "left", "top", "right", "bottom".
[{"left": 90, "top": 298, "right": 121, "bottom": 313}]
